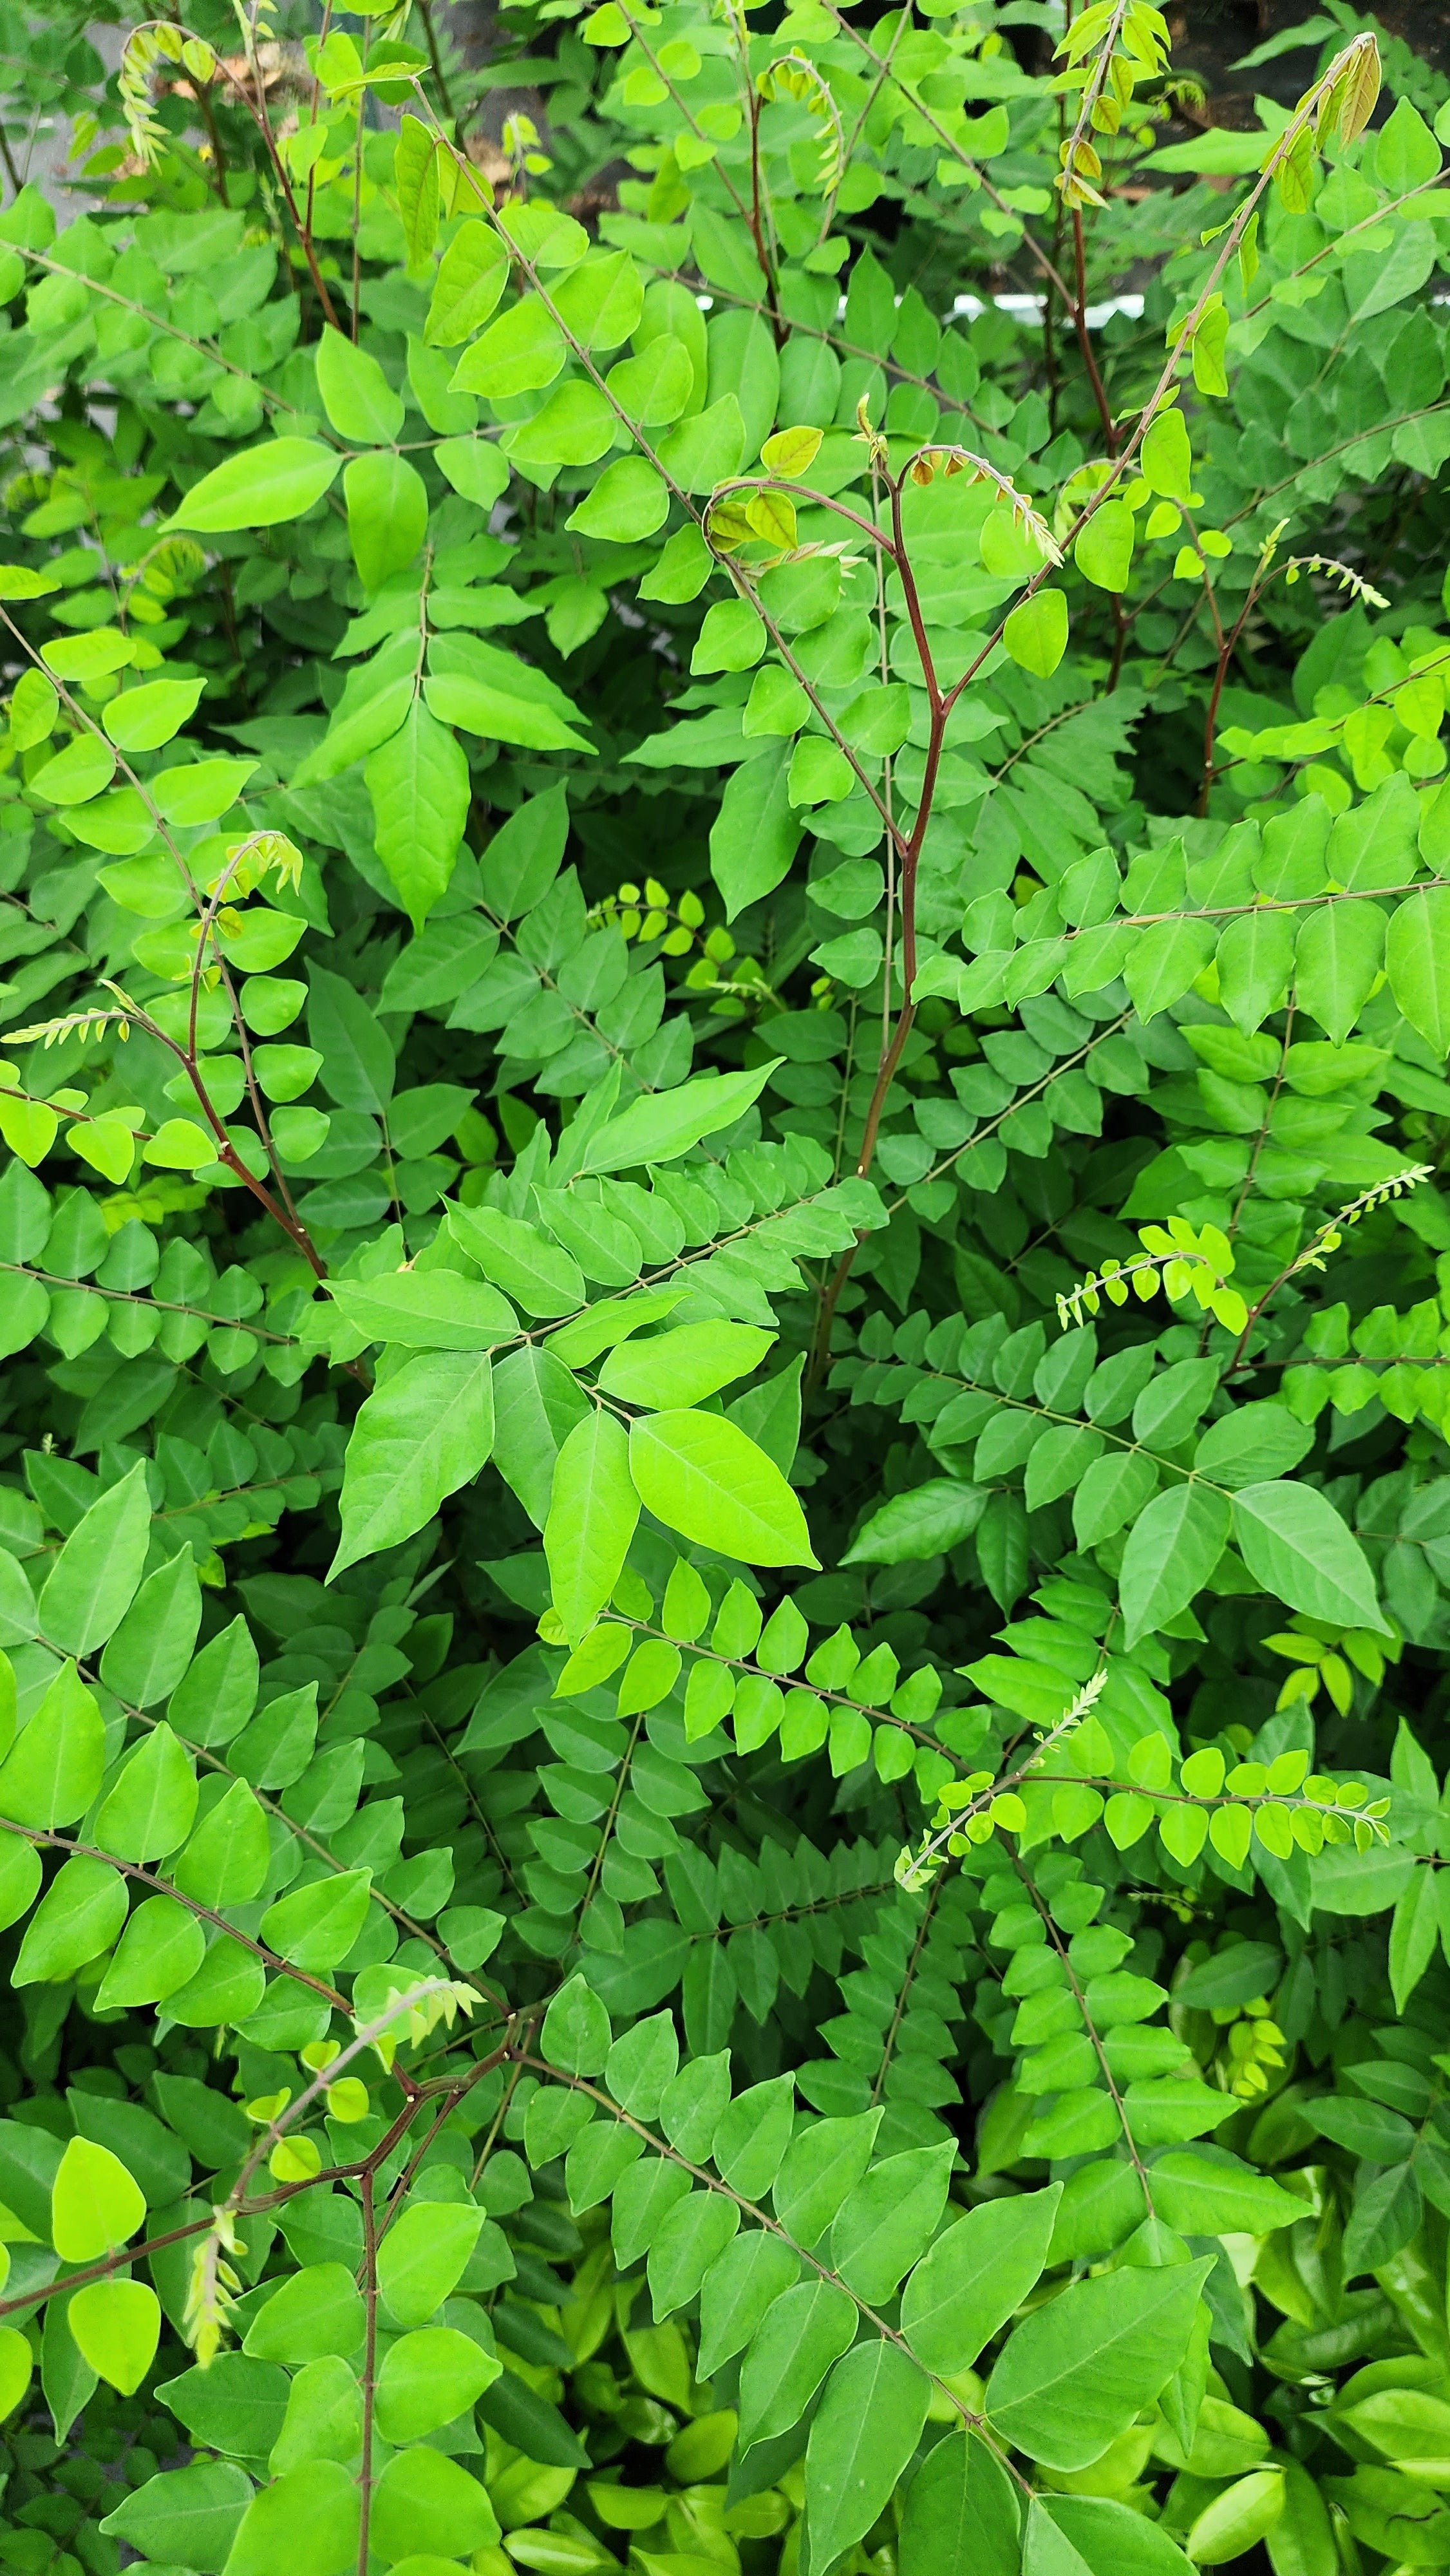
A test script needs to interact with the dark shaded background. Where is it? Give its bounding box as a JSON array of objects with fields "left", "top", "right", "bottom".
[
  {"left": 446, "top": 0, "right": 1450, "bottom": 158},
  {"left": 1160, "top": 0, "right": 1450, "bottom": 117}
]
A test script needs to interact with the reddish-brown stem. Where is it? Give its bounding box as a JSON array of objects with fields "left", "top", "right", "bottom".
[
  {"left": 744, "top": 82, "right": 780, "bottom": 334},
  {"left": 0, "top": 2035, "right": 520, "bottom": 2330},
  {"left": 358, "top": 2172, "right": 378, "bottom": 2575},
  {"left": 0, "top": 1815, "right": 348, "bottom": 2007},
  {"left": 847, "top": 471, "right": 944, "bottom": 1184},
  {"left": 1200, "top": 565, "right": 1267, "bottom": 813},
  {"left": 215, "top": 57, "right": 341, "bottom": 331},
  {"left": 415, "top": 0, "right": 458, "bottom": 132},
  {"left": 511, "top": 2045, "right": 1037, "bottom": 2498},
  {"left": 1013, "top": 1852, "right": 1156, "bottom": 2208},
  {"left": 1071, "top": 205, "right": 1118, "bottom": 457},
  {"left": 196, "top": 78, "right": 231, "bottom": 205}
]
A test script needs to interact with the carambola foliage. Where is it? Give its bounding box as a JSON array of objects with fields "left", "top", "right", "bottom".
[{"left": 0, "top": 0, "right": 1445, "bottom": 2570}]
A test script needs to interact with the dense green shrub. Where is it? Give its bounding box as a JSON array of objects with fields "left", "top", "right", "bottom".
[{"left": 0, "top": 2, "right": 1447, "bottom": 2570}]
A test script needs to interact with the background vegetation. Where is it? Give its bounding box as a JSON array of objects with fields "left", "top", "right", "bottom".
[{"left": 0, "top": 4, "right": 1445, "bottom": 2575}]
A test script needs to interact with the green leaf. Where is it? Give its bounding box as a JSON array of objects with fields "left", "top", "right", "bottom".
[
  {"left": 435, "top": 435, "right": 511, "bottom": 509},
  {"left": 1389, "top": 1861, "right": 1440, "bottom": 2012},
  {"left": 737, "top": 2277, "right": 857, "bottom": 2450},
  {"left": 1193, "top": 1406, "right": 1313, "bottom": 1488},
  {"left": 579, "top": 1061, "right": 777, "bottom": 1174},
  {"left": 0, "top": 1835, "right": 41, "bottom": 1938},
  {"left": 224, "top": 2458, "right": 360, "bottom": 2576},
  {"left": 504, "top": 378, "right": 616, "bottom": 468},
  {"left": 1342, "top": 2159, "right": 1422, "bottom": 2277},
  {"left": 1119, "top": 1482, "right": 1230, "bottom": 1648},
  {"left": 99, "top": 1548, "right": 202, "bottom": 1707},
  {"left": 1294, "top": 900, "right": 1385, "bottom": 1046},
  {"left": 828, "top": 2143, "right": 954, "bottom": 2304},
  {"left": 426, "top": 219, "right": 509, "bottom": 345},
  {"left": 259, "top": 1869, "right": 372, "bottom": 1971},
  {"left": 168, "top": 437, "right": 342, "bottom": 531},
  {"left": 452, "top": 298, "right": 565, "bottom": 397},
  {"left": 1047, "top": 2499, "right": 1194, "bottom": 2576},
  {"left": 345, "top": 449, "right": 429, "bottom": 596},
  {"left": 843, "top": 1479, "right": 988, "bottom": 1564},
  {"left": 773, "top": 2109, "right": 881, "bottom": 2246},
  {"left": 599, "top": 1321, "right": 773, "bottom": 1408},
  {"left": 1142, "top": 408, "right": 1194, "bottom": 500},
  {"left": 1026, "top": 2500, "right": 1095, "bottom": 2576},
  {"left": 169, "top": 1778, "right": 270, "bottom": 1907},
  {"left": 712, "top": 2073, "right": 796, "bottom": 2197},
  {"left": 364, "top": 695, "right": 469, "bottom": 927},
  {"left": 266, "top": 2354, "right": 361, "bottom": 2476},
  {"left": 639, "top": 524, "right": 713, "bottom": 602},
  {"left": 330, "top": 1350, "right": 496, "bottom": 1576},
  {"left": 900, "top": 2432, "right": 1021, "bottom": 2576},
  {"left": 901, "top": 2183, "right": 1061, "bottom": 2375},
  {"left": 424, "top": 636, "right": 594, "bottom": 751},
  {"left": 545, "top": 1410, "right": 640, "bottom": 1645},
  {"left": 92, "top": 1721, "right": 197, "bottom": 1862},
  {"left": 100, "top": 2461, "right": 250, "bottom": 2566},
  {"left": 1185, "top": 2469, "right": 1286, "bottom": 2568},
  {"left": 566, "top": 457, "right": 670, "bottom": 542},
  {"left": 1264, "top": 2460, "right": 1339, "bottom": 2576},
  {"left": 492, "top": 1345, "right": 592, "bottom": 1527},
  {"left": 1232, "top": 1481, "right": 1386, "bottom": 1631},
  {"left": 0, "top": 1663, "right": 106, "bottom": 1828},
  {"left": 698, "top": 2230, "right": 801, "bottom": 2378},
  {"left": 329, "top": 1269, "right": 517, "bottom": 1350},
  {"left": 0, "top": 2329, "right": 32, "bottom": 2425},
  {"left": 169, "top": 1616, "right": 258, "bottom": 1750},
  {"left": 1122, "top": 916, "right": 1217, "bottom": 1019},
  {"left": 658, "top": 392, "right": 748, "bottom": 493},
  {"left": 28, "top": 734, "right": 116, "bottom": 805},
  {"left": 710, "top": 737, "right": 805, "bottom": 919},
  {"left": 104, "top": 676, "right": 206, "bottom": 752},
  {"left": 985, "top": 2257, "right": 1211, "bottom": 2470},
  {"left": 1003, "top": 589, "right": 1069, "bottom": 677},
  {"left": 447, "top": 1203, "right": 584, "bottom": 1316},
  {"left": 14, "top": 1855, "right": 127, "bottom": 1989},
  {"left": 163, "top": 1930, "right": 267, "bottom": 2029},
  {"left": 369, "top": 2447, "right": 500, "bottom": 2563},
  {"left": 37, "top": 1457, "right": 151, "bottom": 1655},
  {"left": 306, "top": 965, "right": 395, "bottom": 1113},
  {"left": 94, "top": 1893, "right": 205, "bottom": 2011},
  {"left": 476, "top": 782, "right": 569, "bottom": 918},
  {"left": 629, "top": 1411, "right": 817, "bottom": 1567},
  {"left": 1075, "top": 501, "right": 1135, "bottom": 592},
  {"left": 803, "top": 2342, "right": 930, "bottom": 2575},
  {"left": 612, "top": 2159, "right": 691, "bottom": 2271},
  {"left": 649, "top": 2190, "right": 741, "bottom": 2318},
  {"left": 1216, "top": 906, "right": 1294, "bottom": 1033},
  {"left": 394, "top": 113, "right": 440, "bottom": 265},
  {"left": 315, "top": 324, "right": 405, "bottom": 444},
  {"left": 1375, "top": 96, "right": 1441, "bottom": 192},
  {"left": 376, "top": 2201, "right": 486, "bottom": 2327},
  {"left": 541, "top": 1971, "right": 612, "bottom": 2074},
  {"left": 1387, "top": 887, "right": 1450, "bottom": 1056},
  {"left": 373, "top": 2325, "right": 499, "bottom": 2441},
  {"left": 606, "top": 2010, "right": 679, "bottom": 2116},
  {"left": 1192, "top": 300, "right": 1229, "bottom": 395},
  {"left": 65, "top": 2281, "right": 159, "bottom": 2397},
  {"left": 1146, "top": 2150, "right": 1306, "bottom": 2236},
  {"left": 1073, "top": 1450, "right": 1157, "bottom": 1548},
  {"left": 51, "top": 2136, "right": 146, "bottom": 2262},
  {"left": 244, "top": 2264, "right": 366, "bottom": 2364}
]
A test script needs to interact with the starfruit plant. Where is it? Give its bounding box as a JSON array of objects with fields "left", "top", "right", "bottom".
[{"left": 0, "top": 0, "right": 1449, "bottom": 2571}]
